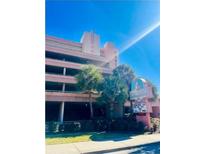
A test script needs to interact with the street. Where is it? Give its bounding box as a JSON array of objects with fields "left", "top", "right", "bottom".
[{"left": 105, "top": 142, "right": 160, "bottom": 154}]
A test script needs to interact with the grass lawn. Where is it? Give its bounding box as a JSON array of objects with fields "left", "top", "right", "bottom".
[
  {"left": 46, "top": 132, "right": 92, "bottom": 145},
  {"left": 46, "top": 132, "right": 136, "bottom": 145}
]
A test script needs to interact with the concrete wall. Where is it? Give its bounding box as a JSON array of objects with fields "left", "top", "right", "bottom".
[
  {"left": 81, "top": 32, "right": 100, "bottom": 56},
  {"left": 136, "top": 113, "right": 151, "bottom": 128},
  {"left": 46, "top": 92, "right": 98, "bottom": 102},
  {"left": 151, "top": 106, "right": 160, "bottom": 118},
  {"left": 101, "top": 42, "right": 118, "bottom": 69},
  {"left": 45, "top": 74, "right": 77, "bottom": 84}
]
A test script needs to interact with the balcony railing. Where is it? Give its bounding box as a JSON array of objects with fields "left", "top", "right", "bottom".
[
  {"left": 45, "top": 58, "right": 112, "bottom": 74},
  {"left": 45, "top": 74, "right": 77, "bottom": 84},
  {"left": 45, "top": 91, "right": 99, "bottom": 102},
  {"left": 45, "top": 46, "right": 107, "bottom": 63}
]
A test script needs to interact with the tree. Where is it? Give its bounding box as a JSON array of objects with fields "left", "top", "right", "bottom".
[
  {"left": 146, "top": 80, "right": 158, "bottom": 101},
  {"left": 113, "top": 64, "right": 136, "bottom": 90},
  {"left": 97, "top": 75, "right": 128, "bottom": 119},
  {"left": 76, "top": 64, "right": 103, "bottom": 119},
  {"left": 152, "top": 85, "right": 158, "bottom": 100},
  {"left": 113, "top": 64, "right": 136, "bottom": 114}
]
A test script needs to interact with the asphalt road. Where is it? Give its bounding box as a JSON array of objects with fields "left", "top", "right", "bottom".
[{"left": 105, "top": 142, "right": 160, "bottom": 154}]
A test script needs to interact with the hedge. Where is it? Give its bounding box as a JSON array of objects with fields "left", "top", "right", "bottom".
[{"left": 46, "top": 118, "right": 146, "bottom": 134}]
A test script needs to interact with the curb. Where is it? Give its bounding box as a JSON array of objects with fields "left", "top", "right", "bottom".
[{"left": 83, "top": 141, "right": 160, "bottom": 154}]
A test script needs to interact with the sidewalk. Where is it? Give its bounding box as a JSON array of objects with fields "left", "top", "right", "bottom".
[{"left": 46, "top": 133, "right": 160, "bottom": 154}]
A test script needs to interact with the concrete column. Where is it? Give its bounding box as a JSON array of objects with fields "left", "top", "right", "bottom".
[
  {"left": 62, "top": 84, "right": 65, "bottom": 92},
  {"left": 63, "top": 67, "right": 66, "bottom": 75},
  {"left": 62, "top": 67, "right": 66, "bottom": 92},
  {"left": 59, "top": 102, "right": 65, "bottom": 123},
  {"left": 59, "top": 66, "right": 66, "bottom": 123},
  {"left": 145, "top": 113, "right": 151, "bottom": 129}
]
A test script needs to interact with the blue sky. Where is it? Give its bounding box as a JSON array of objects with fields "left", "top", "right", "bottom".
[{"left": 46, "top": 0, "right": 160, "bottom": 91}]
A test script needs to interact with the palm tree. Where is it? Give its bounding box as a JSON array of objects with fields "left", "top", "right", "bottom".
[
  {"left": 97, "top": 75, "right": 128, "bottom": 119},
  {"left": 76, "top": 65, "right": 103, "bottom": 119},
  {"left": 113, "top": 64, "right": 136, "bottom": 90},
  {"left": 113, "top": 64, "right": 136, "bottom": 114}
]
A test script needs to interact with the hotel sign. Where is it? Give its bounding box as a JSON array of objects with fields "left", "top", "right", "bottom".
[
  {"left": 133, "top": 103, "right": 147, "bottom": 113},
  {"left": 130, "top": 89, "right": 147, "bottom": 100},
  {"left": 130, "top": 78, "right": 147, "bottom": 100}
]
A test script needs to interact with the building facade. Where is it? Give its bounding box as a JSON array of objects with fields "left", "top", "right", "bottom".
[
  {"left": 129, "top": 78, "right": 160, "bottom": 128},
  {"left": 46, "top": 32, "right": 118, "bottom": 122}
]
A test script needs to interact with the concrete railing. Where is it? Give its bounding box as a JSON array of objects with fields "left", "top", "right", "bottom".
[
  {"left": 45, "top": 91, "right": 98, "bottom": 102},
  {"left": 45, "top": 58, "right": 112, "bottom": 74},
  {"left": 45, "top": 74, "right": 77, "bottom": 84}
]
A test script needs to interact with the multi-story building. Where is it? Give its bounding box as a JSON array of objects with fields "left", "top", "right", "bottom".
[{"left": 45, "top": 32, "right": 118, "bottom": 122}]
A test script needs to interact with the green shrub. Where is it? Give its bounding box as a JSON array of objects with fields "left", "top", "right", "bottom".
[
  {"left": 46, "top": 118, "right": 146, "bottom": 134},
  {"left": 136, "top": 121, "right": 145, "bottom": 133},
  {"left": 81, "top": 120, "right": 94, "bottom": 132},
  {"left": 150, "top": 118, "right": 160, "bottom": 132},
  {"left": 127, "top": 121, "right": 138, "bottom": 131},
  {"left": 93, "top": 120, "right": 108, "bottom": 131},
  {"left": 110, "top": 119, "right": 128, "bottom": 131},
  {"left": 46, "top": 122, "right": 61, "bottom": 133},
  {"left": 63, "top": 122, "right": 81, "bottom": 132}
]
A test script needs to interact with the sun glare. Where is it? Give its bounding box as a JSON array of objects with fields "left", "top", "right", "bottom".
[{"left": 102, "top": 21, "right": 160, "bottom": 67}]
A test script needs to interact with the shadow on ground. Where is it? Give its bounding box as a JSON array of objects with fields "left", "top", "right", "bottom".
[
  {"left": 85, "top": 142, "right": 160, "bottom": 154},
  {"left": 89, "top": 132, "right": 140, "bottom": 142},
  {"left": 128, "top": 142, "right": 160, "bottom": 154},
  {"left": 46, "top": 131, "right": 142, "bottom": 141}
]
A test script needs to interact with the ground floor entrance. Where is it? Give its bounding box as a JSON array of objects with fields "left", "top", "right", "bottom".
[{"left": 46, "top": 101, "right": 106, "bottom": 122}]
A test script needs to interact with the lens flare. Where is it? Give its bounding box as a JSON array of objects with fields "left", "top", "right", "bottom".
[
  {"left": 120, "top": 21, "right": 160, "bottom": 54},
  {"left": 101, "top": 21, "right": 160, "bottom": 67}
]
